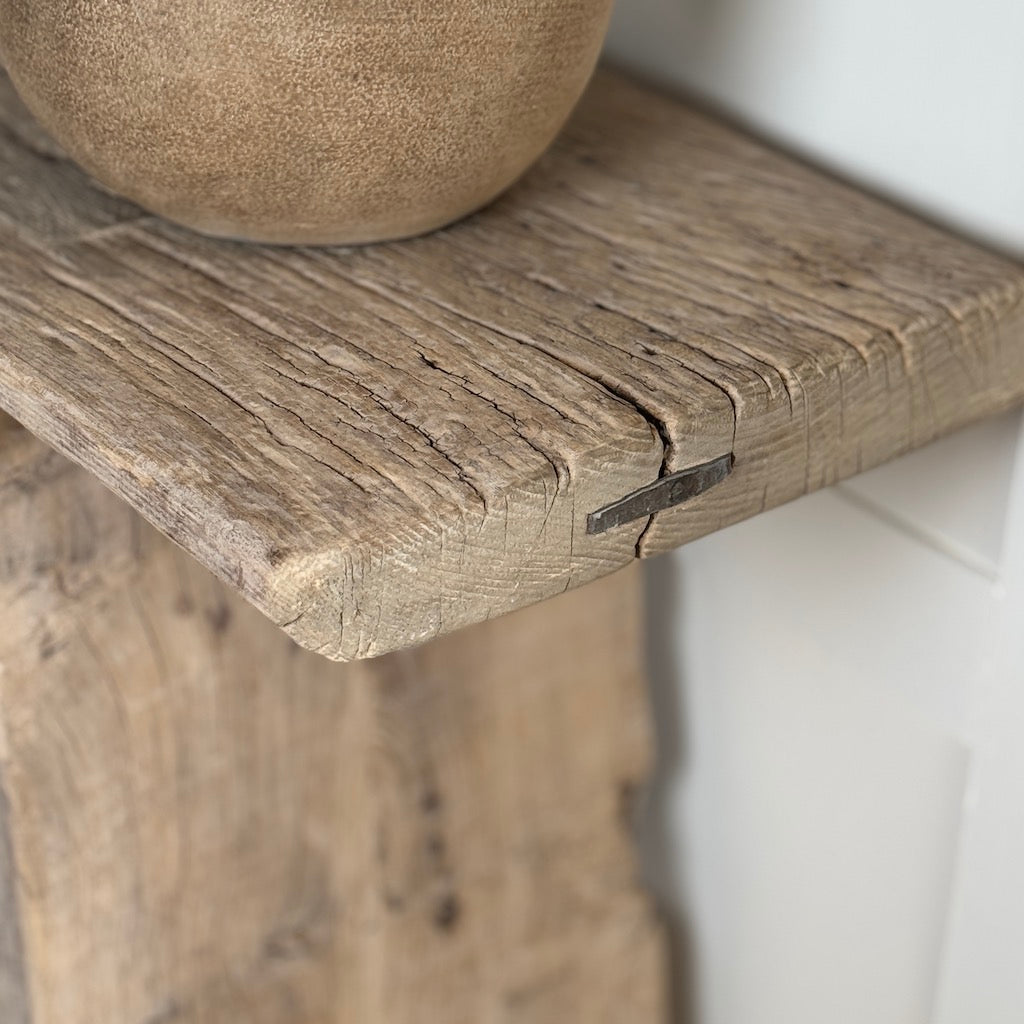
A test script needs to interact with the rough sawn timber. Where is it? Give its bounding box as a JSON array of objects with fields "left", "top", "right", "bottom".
[
  {"left": 0, "top": 68, "right": 1022, "bottom": 660},
  {"left": 0, "top": 411, "right": 664, "bottom": 1024}
]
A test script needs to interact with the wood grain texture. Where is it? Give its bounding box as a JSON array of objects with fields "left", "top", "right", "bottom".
[
  {"left": 0, "top": 421, "right": 664, "bottom": 1024},
  {"left": 1, "top": 68, "right": 1022, "bottom": 659},
  {"left": 0, "top": 771, "right": 30, "bottom": 1024},
  {"left": 0, "top": 420, "right": 31, "bottom": 1024}
]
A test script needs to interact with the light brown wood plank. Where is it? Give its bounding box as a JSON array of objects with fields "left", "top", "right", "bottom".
[
  {"left": 0, "top": 425, "right": 664, "bottom": 1024},
  {"left": 0, "top": 416, "right": 32, "bottom": 1024},
  {"left": 0, "top": 68, "right": 1022, "bottom": 659}
]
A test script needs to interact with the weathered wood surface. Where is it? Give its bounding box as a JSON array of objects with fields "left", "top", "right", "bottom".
[
  {"left": 0, "top": 415, "right": 664, "bottom": 1024},
  {"left": 1, "top": 69, "right": 1022, "bottom": 659}
]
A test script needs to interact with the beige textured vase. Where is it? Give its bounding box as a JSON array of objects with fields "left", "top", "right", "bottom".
[{"left": 0, "top": 1, "right": 613, "bottom": 244}]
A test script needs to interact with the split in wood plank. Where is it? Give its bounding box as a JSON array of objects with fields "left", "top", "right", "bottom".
[
  {"left": 0, "top": 414, "right": 665, "bottom": 1024},
  {"left": 0, "top": 69, "right": 1022, "bottom": 659}
]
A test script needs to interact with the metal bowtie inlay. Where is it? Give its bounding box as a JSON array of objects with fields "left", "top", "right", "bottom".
[{"left": 587, "top": 453, "right": 734, "bottom": 535}]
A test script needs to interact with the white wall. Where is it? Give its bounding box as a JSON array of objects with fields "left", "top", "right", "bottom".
[
  {"left": 603, "top": 4, "right": 1024, "bottom": 1021},
  {"left": 606, "top": 0, "right": 1024, "bottom": 256}
]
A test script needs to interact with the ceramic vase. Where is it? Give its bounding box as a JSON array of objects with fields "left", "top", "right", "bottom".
[{"left": 0, "top": 1, "right": 613, "bottom": 244}]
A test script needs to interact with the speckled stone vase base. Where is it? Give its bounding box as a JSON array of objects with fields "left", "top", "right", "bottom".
[{"left": 0, "top": 1, "right": 613, "bottom": 245}]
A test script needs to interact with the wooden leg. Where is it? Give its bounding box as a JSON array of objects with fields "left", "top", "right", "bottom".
[{"left": 0, "top": 417, "right": 665, "bottom": 1024}]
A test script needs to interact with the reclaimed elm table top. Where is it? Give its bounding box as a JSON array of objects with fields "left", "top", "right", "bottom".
[{"left": 1, "top": 68, "right": 1022, "bottom": 660}]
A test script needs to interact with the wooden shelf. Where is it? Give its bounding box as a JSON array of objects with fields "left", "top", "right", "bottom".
[{"left": 1, "top": 68, "right": 1022, "bottom": 660}]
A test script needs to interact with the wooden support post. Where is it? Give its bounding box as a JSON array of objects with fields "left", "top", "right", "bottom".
[
  {"left": 5, "top": 59, "right": 1022, "bottom": 1024},
  {"left": 0, "top": 415, "right": 665, "bottom": 1024}
]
